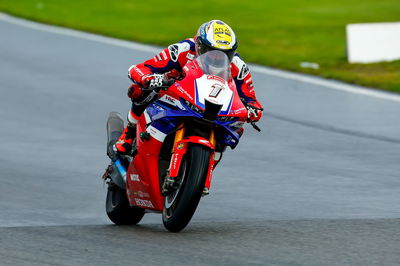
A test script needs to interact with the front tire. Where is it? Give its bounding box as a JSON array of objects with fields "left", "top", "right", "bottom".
[
  {"left": 106, "top": 182, "right": 145, "bottom": 225},
  {"left": 162, "top": 144, "right": 210, "bottom": 232}
]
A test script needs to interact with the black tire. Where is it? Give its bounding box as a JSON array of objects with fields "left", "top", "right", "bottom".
[
  {"left": 106, "top": 183, "right": 145, "bottom": 225},
  {"left": 162, "top": 144, "right": 210, "bottom": 232}
]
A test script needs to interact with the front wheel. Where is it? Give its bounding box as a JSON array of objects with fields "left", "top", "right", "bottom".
[
  {"left": 106, "top": 182, "right": 145, "bottom": 225},
  {"left": 162, "top": 144, "right": 210, "bottom": 232}
]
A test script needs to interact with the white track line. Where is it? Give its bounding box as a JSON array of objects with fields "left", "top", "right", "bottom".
[
  {"left": 1, "top": 12, "right": 399, "bottom": 103},
  {"left": 251, "top": 65, "right": 400, "bottom": 103},
  {"left": 0, "top": 13, "right": 159, "bottom": 53}
]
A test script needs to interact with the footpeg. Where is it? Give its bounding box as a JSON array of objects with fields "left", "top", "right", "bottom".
[
  {"left": 102, "top": 165, "right": 113, "bottom": 181},
  {"left": 140, "top": 132, "right": 150, "bottom": 141}
]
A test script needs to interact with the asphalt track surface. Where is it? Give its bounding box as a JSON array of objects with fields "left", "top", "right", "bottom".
[{"left": 1, "top": 14, "right": 400, "bottom": 265}]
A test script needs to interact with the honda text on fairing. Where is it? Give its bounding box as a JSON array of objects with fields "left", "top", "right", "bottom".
[{"left": 102, "top": 51, "right": 262, "bottom": 232}]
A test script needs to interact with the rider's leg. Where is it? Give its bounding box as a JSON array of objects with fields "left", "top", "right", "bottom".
[
  {"left": 114, "top": 107, "right": 138, "bottom": 154},
  {"left": 114, "top": 95, "right": 154, "bottom": 155},
  {"left": 115, "top": 82, "right": 160, "bottom": 155}
]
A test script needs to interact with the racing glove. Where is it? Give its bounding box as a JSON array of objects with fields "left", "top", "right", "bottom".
[
  {"left": 141, "top": 74, "right": 172, "bottom": 89},
  {"left": 246, "top": 104, "right": 263, "bottom": 122},
  {"left": 129, "top": 74, "right": 174, "bottom": 105}
]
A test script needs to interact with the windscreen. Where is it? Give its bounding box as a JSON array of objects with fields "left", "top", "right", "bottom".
[{"left": 196, "top": 50, "right": 230, "bottom": 81}]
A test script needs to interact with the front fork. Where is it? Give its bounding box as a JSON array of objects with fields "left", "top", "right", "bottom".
[{"left": 162, "top": 123, "right": 219, "bottom": 196}]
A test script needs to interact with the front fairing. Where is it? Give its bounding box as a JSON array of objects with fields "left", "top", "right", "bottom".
[{"left": 147, "top": 58, "right": 247, "bottom": 149}]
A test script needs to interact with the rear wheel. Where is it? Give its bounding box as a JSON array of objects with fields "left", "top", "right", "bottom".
[
  {"left": 105, "top": 112, "right": 144, "bottom": 225},
  {"left": 162, "top": 144, "right": 210, "bottom": 232},
  {"left": 106, "top": 182, "right": 145, "bottom": 225}
]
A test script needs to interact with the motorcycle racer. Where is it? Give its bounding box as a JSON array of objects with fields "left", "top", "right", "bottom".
[{"left": 115, "top": 19, "right": 264, "bottom": 154}]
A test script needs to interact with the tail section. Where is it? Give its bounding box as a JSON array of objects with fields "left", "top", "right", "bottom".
[{"left": 106, "top": 112, "right": 124, "bottom": 160}]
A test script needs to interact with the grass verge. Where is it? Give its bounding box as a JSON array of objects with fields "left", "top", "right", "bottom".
[{"left": 1, "top": 0, "right": 399, "bottom": 92}]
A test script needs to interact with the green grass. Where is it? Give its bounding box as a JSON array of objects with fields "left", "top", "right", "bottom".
[{"left": 1, "top": 0, "right": 400, "bottom": 92}]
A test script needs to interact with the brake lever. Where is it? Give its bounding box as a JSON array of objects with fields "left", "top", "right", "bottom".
[
  {"left": 250, "top": 121, "right": 261, "bottom": 132},
  {"left": 240, "top": 98, "right": 264, "bottom": 112}
]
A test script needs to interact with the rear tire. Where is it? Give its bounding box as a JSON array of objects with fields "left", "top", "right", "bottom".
[
  {"left": 162, "top": 144, "right": 210, "bottom": 232},
  {"left": 106, "top": 182, "right": 145, "bottom": 225},
  {"left": 105, "top": 112, "right": 144, "bottom": 225}
]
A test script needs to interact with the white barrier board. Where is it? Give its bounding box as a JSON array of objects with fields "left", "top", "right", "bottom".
[{"left": 346, "top": 22, "right": 400, "bottom": 63}]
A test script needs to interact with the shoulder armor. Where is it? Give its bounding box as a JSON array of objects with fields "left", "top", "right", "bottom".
[
  {"left": 232, "top": 55, "right": 250, "bottom": 80},
  {"left": 168, "top": 42, "right": 191, "bottom": 62},
  {"left": 180, "top": 38, "right": 195, "bottom": 50}
]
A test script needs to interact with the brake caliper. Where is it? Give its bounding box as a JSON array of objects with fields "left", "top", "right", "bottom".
[{"left": 161, "top": 175, "right": 176, "bottom": 196}]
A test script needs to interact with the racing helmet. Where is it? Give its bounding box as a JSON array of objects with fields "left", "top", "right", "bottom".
[{"left": 195, "top": 20, "right": 238, "bottom": 62}]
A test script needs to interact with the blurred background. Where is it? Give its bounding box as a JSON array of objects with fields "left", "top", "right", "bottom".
[
  {"left": 1, "top": 2, "right": 400, "bottom": 264},
  {"left": 1, "top": 0, "right": 399, "bottom": 92}
]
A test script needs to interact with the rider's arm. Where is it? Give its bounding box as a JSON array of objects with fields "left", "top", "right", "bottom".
[
  {"left": 231, "top": 55, "right": 263, "bottom": 121},
  {"left": 128, "top": 39, "right": 196, "bottom": 86}
]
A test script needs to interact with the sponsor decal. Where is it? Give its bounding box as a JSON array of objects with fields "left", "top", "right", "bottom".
[
  {"left": 214, "top": 26, "right": 232, "bottom": 36},
  {"left": 177, "top": 85, "right": 194, "bottom": 101},
  {"left": 130, "top": 174, "right": 140, "bottom": 182},
  {"left": 230, "top": 107, "right": 247, "bottom": 115},
  {"left": 207, "top": 75, "right": 225, "bottom": 84},
  {"left": 135, "top": 198, "right": 154, "bottom": 208},
  {"left": 159, "top": 95, "right": 184, "bottom": 110},
  {"left": 186, "top": 53, "right": 195, "bottom": 60},
  {"left": 137, "top": 191, "right": 150, "bottom": 198},
  {"left": 168, "top": 44, "right": 179, "bottom": 62},
  {"left": 209, "top": 83, "right": 224, "bottom": 98},
  {"left": 177, "top": 143, "right": 185, "bottom": 150},
  {"left": 146, "top": 125, "right": 167, "bottom": 142},
  {"left": 216, "top": 40, "right": 230, "bottom": 45},
  {"left": 165, "top": 95, "right": 175, "bottom": 103},
  {"left": 149, "top": 127, "right": 157, "bottom": 135},
  {"left": 171, "top": 154, "right": 178, "bottom": 171}
]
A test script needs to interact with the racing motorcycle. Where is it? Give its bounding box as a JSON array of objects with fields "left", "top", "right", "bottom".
[{"left": 102, "top": 50, "right": 261, "bottom": 232}]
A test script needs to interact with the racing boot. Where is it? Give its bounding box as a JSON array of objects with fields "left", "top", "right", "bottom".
[{"left": 114, "top": 124, "right": 136, "bottom": 155}]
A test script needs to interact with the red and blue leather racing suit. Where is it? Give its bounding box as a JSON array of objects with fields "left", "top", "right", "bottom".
[{"left": 126, "top": 38, "right": 263, "bottom": 124}]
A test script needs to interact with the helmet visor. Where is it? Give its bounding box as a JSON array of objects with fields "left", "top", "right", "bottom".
[{"left": 197, "top": 38, "right": 236, "bottom": 62}]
